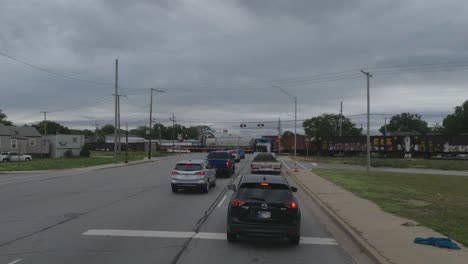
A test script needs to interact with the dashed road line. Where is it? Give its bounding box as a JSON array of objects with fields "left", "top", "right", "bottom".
[
  {"left": 311, "top": 162, "right": 318, "bottom": 167},
  {"left": 7, "top": 259, "right": 22, "bottom": 264},
  {"left": 82, "top": 229, "right": 338, "bottom": 245},
  {"left": 217, "top": 195, "right": 227, "bottom": 208}
]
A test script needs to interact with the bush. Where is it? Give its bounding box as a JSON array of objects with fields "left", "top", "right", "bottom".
[{"left": 80, "top": 145, "right": 91, "bottom": 157}]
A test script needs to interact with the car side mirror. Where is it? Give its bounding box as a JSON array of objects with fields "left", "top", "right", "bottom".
[
  {"left": 290, "top": 186, "right": 298, "bottom": 192},
  {"left": 227, "top": 184, "right": 236, "bottom": 191}
]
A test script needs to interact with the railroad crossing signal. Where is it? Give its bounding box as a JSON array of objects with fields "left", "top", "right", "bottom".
[
  {"left": 257, "top": 123, "right": 264, "bottom": 128},
  {"left": 240, "top": 124, "right": 247, "bottom": 128}
]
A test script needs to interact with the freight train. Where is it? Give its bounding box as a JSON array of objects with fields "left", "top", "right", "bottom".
[{"left": 263, "top": 134, "right": 468, "bottom": 158}]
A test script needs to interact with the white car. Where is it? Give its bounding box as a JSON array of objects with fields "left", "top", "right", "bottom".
[
  {"left": 250, "top": 153, "right": 282, "bottom": 174},
  {"left": 171, "top": 160, "right": 216, "bottom": 193},
  {"left": 0, "top": 152, "right": 32, "bottom": 162}
]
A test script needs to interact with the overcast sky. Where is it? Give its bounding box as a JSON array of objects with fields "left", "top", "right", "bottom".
[{"left": 1, "top": 0, "right": 468, "bottom": 137}]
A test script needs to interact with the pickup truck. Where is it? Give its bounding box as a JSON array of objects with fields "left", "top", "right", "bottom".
[
  {"left": 250, "top": 152, "right": 282, "bottom": 174},
  {"left": 207, "top": 151, "right": 236, "bottom": 177}
]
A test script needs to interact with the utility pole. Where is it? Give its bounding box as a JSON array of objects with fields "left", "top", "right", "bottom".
[
  {"left": 91, "top": 121, "right": 99, "bottom": 141},
  {"left": 339, "top": 101, "right": 343, "bottom": 136},
  {"left": 114, "top": 59, "right": 119, "bottom": 162},
  {"left": 40, "top": 111, "right": 49, "bottom": 136},
  {"left": 170, "top": 113, "right": 176, "bottom": 151},
  {"left": 125, "top": 121, "right": 128, "bottom": 164},
  {"left": 294, "top": 97, "right": 297, "bottom": 157},
  {"left": 361, "top": 69, "right": 373, "bottom": 172},
  {"left": 384, "top": 116, "right": 387, "bottom": 136},
  {"left": 277, "top": 118, "right": 281, "bottom": 154},
  {"left": 148, "top": 88, "right": 164, "bottom": 159},
  {"left": 273, "top": 86, "right": 297, "bottom": 157}
]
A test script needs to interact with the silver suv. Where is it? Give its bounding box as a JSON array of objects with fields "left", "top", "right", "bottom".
[
  {"left": 1, "top": 152, "right": 32, "bottom": 162},
  {"left": 171, "top": 160, "right": 216, "bottom": 193}
]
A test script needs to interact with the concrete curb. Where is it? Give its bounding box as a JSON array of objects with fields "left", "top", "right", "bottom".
[
  {"left": 286, "top": 170, "right": 391, "bottom": 264},
  {"left": 0, "top": 155, "right": 177, "bottom": 174}
]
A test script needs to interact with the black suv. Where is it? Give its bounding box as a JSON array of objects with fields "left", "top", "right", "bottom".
[{"left": 226, "top": 174, "right": 301, "bottom": 244}]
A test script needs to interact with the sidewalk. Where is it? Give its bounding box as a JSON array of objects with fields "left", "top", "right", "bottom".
[{"left": 289, "top": 168, "right": 468, "bottom": 264}]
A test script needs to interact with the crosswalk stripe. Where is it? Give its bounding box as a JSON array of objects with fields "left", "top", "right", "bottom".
[{"left": 83, "top": 229, "right": 338, "bottom": 245}]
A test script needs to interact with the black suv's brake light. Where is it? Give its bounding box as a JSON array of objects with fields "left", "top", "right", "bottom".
[
  {"left": 285, "top": 201, "right": 297, "bottom": 209},
  {"left": 231, "top": 199, "right": 245, "bottom": 207}
]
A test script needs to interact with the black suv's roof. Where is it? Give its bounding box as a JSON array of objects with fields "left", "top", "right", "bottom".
[{"left": 240, "top": 174, "right": 287, "bottom": 184}]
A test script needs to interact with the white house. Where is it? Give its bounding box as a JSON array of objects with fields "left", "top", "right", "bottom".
[{"left": 46, "top": 134, "right": 85, "bottom": 158}]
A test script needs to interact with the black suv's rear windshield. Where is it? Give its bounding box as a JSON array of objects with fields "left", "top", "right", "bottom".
[
  {"left": 175, "top": 164, "right": 203, "bottom": 171},
  {"left": 253, "top": 154, "right": 277, "bottom": 162},
  {"left": 207, "top": 152, "right": 229, "bottom": 159},
  {"left": 238, "top": 183, "right": 292, "bottom": 202}
]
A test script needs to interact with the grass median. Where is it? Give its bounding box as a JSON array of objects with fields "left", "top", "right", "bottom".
[
  {"left": 293, "top": 156, "right": 468, "bottom": 171},
  {"left": 313, "top": 169, "right": 468, "bottom": 246},
  {"left": 0, "top": 151, "right": 157, "bottom": 171}
]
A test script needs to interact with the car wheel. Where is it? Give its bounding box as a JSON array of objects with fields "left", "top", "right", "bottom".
[
  {"left": 25, "top": 158, "right": 31, "bottom": 162},
  {"left": 226, "top": 170, "right": 232, "bottom": 178},
  {"left": 289, "top": 235, "right": 300, "bottom": 245},
  {"left": 2, "top": 159, "right": 8, "bottom": 162},
  {"left": 227, "top": 231, "right": 237, "bottom": 242},
  {"left": 211, "top": 178, "right": 216, "bottom": 187},
  {"left": 171, "top": 185, "right": 178, "bottom": 193}
]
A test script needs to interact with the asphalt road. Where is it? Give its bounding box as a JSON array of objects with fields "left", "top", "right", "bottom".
[{"left": 0, "top": 153, "right": 358, "bottom": 264}]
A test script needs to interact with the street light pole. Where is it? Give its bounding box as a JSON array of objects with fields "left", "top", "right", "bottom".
[
  {"left": 273, "top": 86, "right": 297, "bottom": 156},
  {"left": 361, "top": 69, "right": 373, "bottom": 172},
  {"left": 148, "top": 88, "right": 164, "bottom": 160}
]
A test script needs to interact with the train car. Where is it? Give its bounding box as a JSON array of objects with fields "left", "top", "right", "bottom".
[{"left": 314, "top": 134, "right": 468, "bottom": 158}]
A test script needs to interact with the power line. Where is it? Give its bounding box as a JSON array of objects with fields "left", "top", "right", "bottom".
[{"left": 0, "top": 50, "right": 113, "bottom": 86}]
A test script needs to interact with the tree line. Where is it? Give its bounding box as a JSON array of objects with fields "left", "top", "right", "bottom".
[{"left": 301, "top": 100, "right": 468, "bottom": 137}]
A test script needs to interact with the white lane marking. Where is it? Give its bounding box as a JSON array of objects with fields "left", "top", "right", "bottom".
[
  {"left": 193, "top": 232, "right": 225, "bottom": 240},
  {"left": 7, "top": 259, "right": 22, "bottom": 264},
  {"left": 311, "top": 162, "right": 318, "bottom": 167},
  {"left": 301, "top": 237, "right": 338, "bottom": 245},
  {"left": 296, "top": 162, "right": 308, "bottom": 169},
  {"left": 281, "top": 160, "right": 292, "bottom": 170},
  {"left": 83, "top": 229, "right": 338, "bottom": 245},
  {"left": 217, "top": 195, "right": 227, "bottom": 208},
  {"left": 83, "top": 229, "right": 195, "bottom": 238}
]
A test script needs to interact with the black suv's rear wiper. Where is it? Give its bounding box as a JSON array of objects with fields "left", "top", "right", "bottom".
[{"left": 245, "top": 197, "right": 265, "bottom": 201}]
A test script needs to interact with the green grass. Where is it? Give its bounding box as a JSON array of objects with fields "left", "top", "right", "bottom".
[
  {"left": 293, "top": 156, "right": 468, "bottom": 171},
  {"left": 314, "top": 169, "right": 468, "bottom": 246},
  {"left": 0, "top": 151, "right": 157, "bottom": 171}
]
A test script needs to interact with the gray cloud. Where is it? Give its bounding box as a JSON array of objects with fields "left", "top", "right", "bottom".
[{"left": 1, "top": 0, "right": 467, "bottom": 137}]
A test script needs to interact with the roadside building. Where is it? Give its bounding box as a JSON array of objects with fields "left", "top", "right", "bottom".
[
  {"left": 0, "top": 123, "right": 49, "bottom": 156},
  {"left": 46, "top": 134, "right": 85, "bottom": 158}
]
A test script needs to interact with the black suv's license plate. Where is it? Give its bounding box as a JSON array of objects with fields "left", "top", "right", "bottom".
[{"left": 257, "top": 211, "right": 271, "bottom": 219}]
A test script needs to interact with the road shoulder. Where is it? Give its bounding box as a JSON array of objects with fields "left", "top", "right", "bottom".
[{"left": 287, "top": 167, "right": 468, "bottom": 264}]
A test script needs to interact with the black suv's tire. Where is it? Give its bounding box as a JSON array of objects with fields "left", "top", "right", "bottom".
[
  {"left": 171, "top": 185, "right": 178, "bottom": 193},
  {"left": 227, "top": 231, "right": 237, "bottom": 242},
  {"left": 226, "top": 170, "right": 232, "bottom": 178},
  {"left": 289, "top": 235, "right": 300, "bottom": 245}
]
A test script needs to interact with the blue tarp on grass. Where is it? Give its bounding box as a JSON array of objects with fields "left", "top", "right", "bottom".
[{"left": 414, "top": 237, "right": 461, "bottom": 250}]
